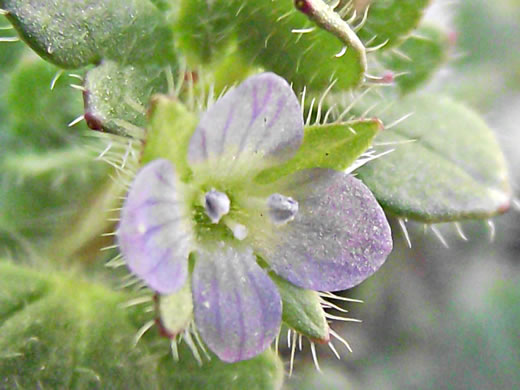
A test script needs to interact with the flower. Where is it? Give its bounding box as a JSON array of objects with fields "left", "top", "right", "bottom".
[{"left": 117, "top": 72, "right": 392, "bottom": 363}]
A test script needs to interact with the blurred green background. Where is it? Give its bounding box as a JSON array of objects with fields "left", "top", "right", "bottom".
[{"left": 0, "top": 0, "right": 519, "bottom": 389}]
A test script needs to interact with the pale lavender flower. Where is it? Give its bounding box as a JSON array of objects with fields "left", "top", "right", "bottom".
[{"left": 117, "top": 73, "right": 392, "bottom": 362}]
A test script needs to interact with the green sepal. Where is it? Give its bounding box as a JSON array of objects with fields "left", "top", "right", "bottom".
[
  {"left": 357, "top": 94, "right": 511, "bottom": 222},
  {"left": 357, "top": 0, "right": 431, "bottom": 49},
  {"left": 142, "top": 94, "right": 199, "bottom": 179},
  {"left": 83, "top": 61, "right": 168, "bottom": 137},
  {"left": 157, "top": 280, "right": 194, "bottom": 336},
  {"left": 379, "top": 24, "right": 450, "bottom": 94},
  {"left": 0, "top": 0, "right": 177, "bottom": 68},
  {"left": 256, "top": 119, "right": 381, "bottom": 184},
  {"left": 271, "top": 273, "right": 329, "bottom": 343}
]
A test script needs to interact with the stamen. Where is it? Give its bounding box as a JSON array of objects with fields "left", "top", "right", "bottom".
[
  {"left": 224, "top": 218, "right": 248, "bottom": 240},
  {"left": 204, "top": 189, "right": 230, "bottom": 223},
  {"left": 267, "top": 193, "right": 299, "bottom": 225}
]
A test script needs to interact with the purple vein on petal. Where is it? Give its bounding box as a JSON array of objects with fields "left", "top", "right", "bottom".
[
  {"left": 234, "top": 287, "right": 247, "bottom": 361},
  {"left": 210, "top": 260, "right": 223, "bottom": 340},
  {"left": 199, "top": 126, "right": 209, "bottom": 160},
  {"left": 239, "top": 79, "right": 274, "bottom": 154},
  {"left": 140, "top": 219, "right": 185, "bottom": 243},
  {"left": 253, "top": 95, "right": 288, "bottom": 153},
  {"left": 267, "top": 95, "right": 288, "bottom": 129},
  {"left": 219, "top": 105, "right": 237, "bottom": 155},
  {"left": 246, "top": 267, "right": 268, "bottom": 352},
  {"left": 134, "top": 198, "right": 179, "bottom": 210},
  {"left": 155, "top": 170, "right": 176, "bottom": 190},
  {"left": 143, "top": 247, "right": 172, "bottom": 277}
]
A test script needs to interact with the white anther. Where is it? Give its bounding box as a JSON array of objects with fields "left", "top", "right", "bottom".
[
  {"left": 204, "top": 189, "right": 230, "bottom": 223},
  {"left": 267, "top": 193, "right": 299, "bottom": 225}
]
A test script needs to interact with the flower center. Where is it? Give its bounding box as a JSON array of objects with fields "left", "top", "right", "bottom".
[
  {"left": 204, "top": 189, "right": 230, "bottom": 224},
  {"left": 267, "top": 193, "right": 299, "bottom": 225}
]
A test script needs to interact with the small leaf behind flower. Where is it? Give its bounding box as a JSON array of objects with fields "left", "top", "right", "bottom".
[
  {"left": 357, "top": 94, "right": 511, "bottom": 222},
  {"left": 256, "top": 119, "right": 381, "bottom": 184}
]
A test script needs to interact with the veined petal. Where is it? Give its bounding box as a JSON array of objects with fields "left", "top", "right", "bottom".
[
  {"left": 188, "top": 73, "right": 303, "bottom": 173},
  {"left": 117, "top": 159, "right": 193, "bottom": 294},
  {"left": 192, "top": 246, "right": 282, "bottom": 362},
  {"left": 252, "top": 169, "right": 393, "bottom": 291}
]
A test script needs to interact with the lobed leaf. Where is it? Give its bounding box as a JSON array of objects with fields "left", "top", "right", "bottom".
[{"left": 356, "top": 94, "right": 511, "bottom": 222}]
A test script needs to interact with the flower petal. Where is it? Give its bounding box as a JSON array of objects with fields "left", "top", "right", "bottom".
[
  {"left": 252, "top": 169, "right": 393, "bottom": 291},
  {"left": 188, "top": 72, "right": 303, "bottom": 171},
  {"left": 192, "top": 246, "right": 282, "bottom": 362},
  {"left": 117, "top": 159, "right": 193, "bottom": 294}
]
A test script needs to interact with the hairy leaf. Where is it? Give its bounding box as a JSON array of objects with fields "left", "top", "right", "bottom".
[
  {"left": 0, "top": 0, "right": 176, "bottom": 68},
  {"left": 231, "top": 0, "right": 366, "bottom": 91},
  {"left": 357, "top": 0, "right": 431, "bottom": 49},
  {"left": 0, "top": 261, "right": 285, "bottom": 390},
  {"left": 357, "top": 94, "right": 511, "bottom": 222},
  {"left": 84, "top": 61, "right": 168, "bottom": 137}
]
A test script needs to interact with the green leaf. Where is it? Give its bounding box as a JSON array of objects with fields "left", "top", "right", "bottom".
[
  {"left": 5, "top": 55, "right": 86, "bottom": 149},
  {"left": 356, "top": 94, "right": 511, "bottom": 222},
  {"left": 271, "top": 273, "right": 329, "bottom": 342},
  {"left": 230, "top": 0, "right": 366, "bottom": 91},
  {"left": 357, "top": 0, "right": 431, "bottom": 49},
  {"left": 0, "top": 261, "right": 285, "bottom": 390},
  {"left": 84, "top": 61, "right": 168, "bottom": 137},
  {"left": 156, "top": 344, "right": 284, "bottom": 390},
  {"left": 256, "top": 119, "right": 381, "bottom": 184},
  {"left": 0, "top": 15, "right": 24, "bottom": 72},
  {"left": 0, "top": 56, "right": 109, "bottom": 253},
  {"left": 0, "top": 0, "right": 177, "bottom": 68},
  {"left": 175, "top": 0, "right": 235, "bottom": 64},
  {"left": 379, "top": 24, "right": 450, "bottom": 94},
  {"left": 142, "top": 94, "right": 198, "bottom": 178}
]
